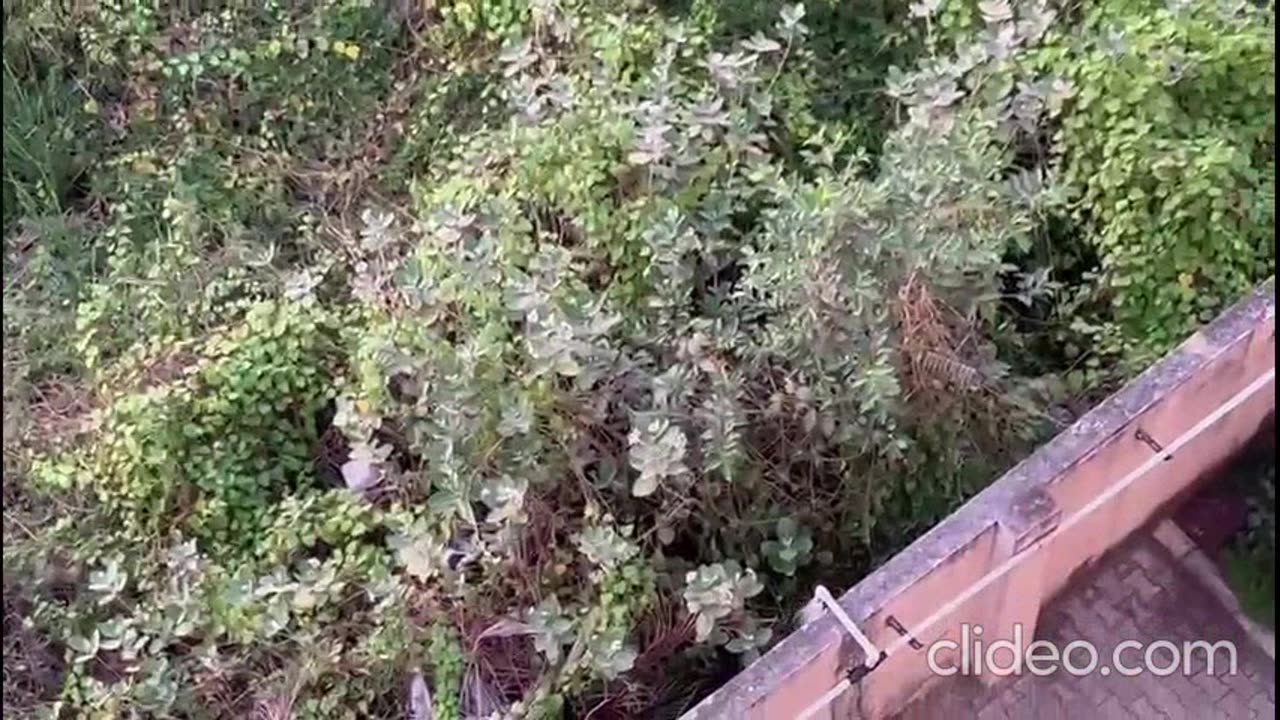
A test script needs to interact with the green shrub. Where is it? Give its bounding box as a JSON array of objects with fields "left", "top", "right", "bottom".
[
  {"left": 40, "top": 301, "right": 339, "bottom": 555},
  {"left": 1050, "top": 0, "right": 1275, "bottom": 364}
]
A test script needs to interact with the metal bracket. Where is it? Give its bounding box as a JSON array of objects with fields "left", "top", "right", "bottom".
[
  {"left": 885, "top": 615, "right": 923, "bottom": 650},
  {"left": 846, "top": 650, "right": 888, "bottom": 683},
  {"left": 1135, "top": 428, "right": 1173, "bottom": 461},
  {"left": 813, "top": 586, "right": 882, "bottom": 670}
]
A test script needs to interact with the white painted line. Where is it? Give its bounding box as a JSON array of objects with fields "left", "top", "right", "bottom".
[{"left": 813, "top": 585, "right": 882, "bottom": 668}]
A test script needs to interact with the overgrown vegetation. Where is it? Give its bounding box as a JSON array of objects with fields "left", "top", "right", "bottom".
[
  {"left": 1223, "top": 461, "right": 1276, "bottom": 629},
  {"left": 1048, "top": 0, "right": 1275, "bottom": 367},
  {"left": 3, "top": 0, "right": 1273, "bottom": 717}
]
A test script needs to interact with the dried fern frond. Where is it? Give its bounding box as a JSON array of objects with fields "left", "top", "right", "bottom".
[
  {"left": 895, "top": 272, "right": 984, "bottom": 397},
  {"left": 917, "top": 350, "right": 985, "bottom": 390},
  {"left": 254, "top": 696, "right": 296, "bottom": 720}
]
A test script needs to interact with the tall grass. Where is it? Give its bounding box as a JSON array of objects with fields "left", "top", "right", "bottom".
[{"left": 2, "top": 58, "right": 85, "bottom": 231}]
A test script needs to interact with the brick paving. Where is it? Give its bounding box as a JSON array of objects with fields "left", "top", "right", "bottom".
[{"left": 892, "top": 532, "right": 1276, "bottom": 719}]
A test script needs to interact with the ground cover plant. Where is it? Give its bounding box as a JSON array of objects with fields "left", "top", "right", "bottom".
[
  {"left": 3, "top": 0, "right": 1273, "bottom": 717},
  {"left": 1222, "top": 464, "right": 1276, "bottom": 630},
  {"left": 1220, "top": 455, "right": 1276, "bottom": 630}
]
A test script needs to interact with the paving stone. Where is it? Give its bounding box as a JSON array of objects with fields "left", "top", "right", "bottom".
[
  {"left": 976, "top": 701, "right": 1010, "bottom": 720},
  {"left": 1248, "top": 689, "right": 1275, "bottom": 719},
  {"left": 1225, "top": 665, "right": 1266, "bottom": 702},
  {"left": 1123, "top": 568, "right": 1163, "bottom": 602},
  {"left": 1129, "top": 696, "right": 1168, "bottom": 720},
  {"left": 1218, "top": 691, "right": 1253, "bottom": 719},
  {"left": 1093, "top": 594, "right": 1127, "bottom": 628},
  {"left": 1162, "top": 673, "right": 1204, "bottom": 710},
  {"left": 1129, "top": 543, "right": 1161, "bottom": 570},
  {"left": 1099, "top": 567, "right": 1137, "bottom": 606},
  {"left": 1099, "top": 694, "right": 1134, "bottom": 720},
  {"left": 1189, "top": 666, "right": 1232, "bottom": 702},
  {"left": 1102, "top": 666, "right": 1151, "bottom": 706},
  {"left": 1134, "top": 672, "right": 1187, "bottom": 720}
]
